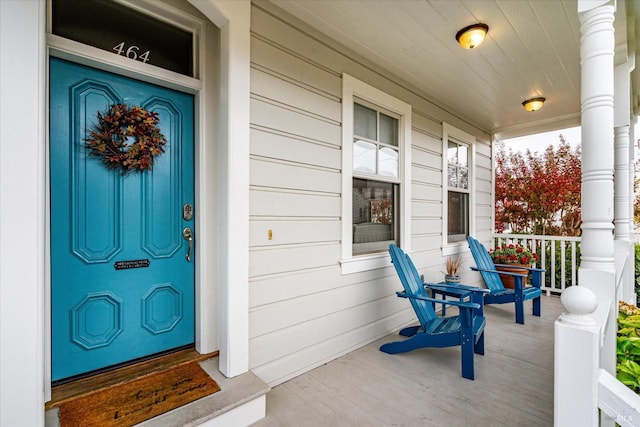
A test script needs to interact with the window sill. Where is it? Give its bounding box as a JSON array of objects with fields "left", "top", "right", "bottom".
[
  {"left": 442, "top": 242, "right": 469, "bottom": 257},
  {"left": 339, "top": 252, "right": 392, "bottom": 275}
]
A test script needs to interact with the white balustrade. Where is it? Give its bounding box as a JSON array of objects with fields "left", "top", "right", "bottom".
[
  {"left": 554, "top": 280, "right": 640, "bottom": 426},
  {"left": 493, "top": 233, "right": 581, "bottom": 295}
]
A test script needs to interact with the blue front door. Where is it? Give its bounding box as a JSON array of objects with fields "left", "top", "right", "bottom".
[{"left": 50, "top": 58, "right": 195, "bottom": 381}]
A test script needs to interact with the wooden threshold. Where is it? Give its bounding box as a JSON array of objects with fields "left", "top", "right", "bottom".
[{"left": 45, "top": 348, "right": 219, "bottom": 410}]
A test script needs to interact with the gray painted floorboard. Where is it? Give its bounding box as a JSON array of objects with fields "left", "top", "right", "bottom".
[{"left": 253, "top": 295, "right": 563, "bottom": 427}]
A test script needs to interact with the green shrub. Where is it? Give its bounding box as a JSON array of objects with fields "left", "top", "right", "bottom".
[
  {"left": 535, "top": 240, "right": 581, "bottom": 291},
  {"left": 615, "top": 247, "right": 640, "bottom": 393},
  {"left": 618, "top": 301, "right": 640, "bottom": 393},
  {"left": 635, "top": 244, "right": 640, "bottom": 299}
]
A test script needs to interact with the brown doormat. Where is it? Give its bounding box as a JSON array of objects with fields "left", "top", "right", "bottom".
[{"left": 58, "top": 361, "right": 220, "bottom": 426}]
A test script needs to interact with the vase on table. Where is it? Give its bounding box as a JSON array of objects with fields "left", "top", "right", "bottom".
[
  {"left": 496, "top": 264, "right": 530, "bottom": 289},
  {"left": 444, "top": 274, "right": 461, "bottom": 284}
]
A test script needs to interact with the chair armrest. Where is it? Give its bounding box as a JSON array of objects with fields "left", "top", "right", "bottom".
[
  {"left": 470, "top": 266, "right": 527, "bottom": 277},
  {"left": 493, "top": 263, "right": 546, "bottom": 273},
  {"left": 426, "top": 282, "right": 490, "bottom": 294},
  {"left": 396, "top": 291, "right": 480, "bottom": 310},
  {"left": 470, "top": 266, "right": 543, "bottom": 290}
]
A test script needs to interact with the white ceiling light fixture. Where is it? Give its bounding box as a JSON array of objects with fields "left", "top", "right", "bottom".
[
  {"left": 455, "top": 23, "right": 489, "bottom": 49},
  {"left": 522, "top": 97, "right": 546, "bottom": 112}
]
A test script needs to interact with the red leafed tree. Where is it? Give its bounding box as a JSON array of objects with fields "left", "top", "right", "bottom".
[
  {"left": 495, "top": 134, "right": 582, "bottom": 236},
  {"left": 634, "top": 159, "right": 640, "bottom": 225}
]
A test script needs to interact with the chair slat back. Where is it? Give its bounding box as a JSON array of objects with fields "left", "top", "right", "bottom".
[
  {"left": 389, "top": 244, "right": 437, "bottom": 326},
  {"left": 467, "top": 236, "right": 505, "bottom": 292}
]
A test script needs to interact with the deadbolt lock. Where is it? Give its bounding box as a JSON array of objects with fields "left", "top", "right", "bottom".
[{"left": 183, "top": 203, "right": 193, "bottom": 221}]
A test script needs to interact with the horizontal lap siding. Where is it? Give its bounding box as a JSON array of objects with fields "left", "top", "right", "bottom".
[
  {"left": 250, "top": 127, "right": 340, "bottom": 169},
  {"left": 410, "top": 125, "right": 444, "bottom": 273},
  {"left": 251, "top": 157, "right": 339, "bottom": 193},
  {"left": 250, "top": 189, "right": 339, "bottom": 217},
  {"left": 249, "top": 2, "right": 492, "bottom": 386},
  {"left": 474, "top": 141, "right": 493, "bottom": 245}
]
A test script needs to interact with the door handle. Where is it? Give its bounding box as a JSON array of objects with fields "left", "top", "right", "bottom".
[{"left": 182, "top": 227, "right": 193, "bottom": 262}]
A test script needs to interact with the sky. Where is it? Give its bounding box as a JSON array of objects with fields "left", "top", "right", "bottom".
[
  {"left": 502, "top": 123, "right": 640, "bottom": 159},
  {"left": 502, "top": 126, "right": 581, "bottom": 155}
]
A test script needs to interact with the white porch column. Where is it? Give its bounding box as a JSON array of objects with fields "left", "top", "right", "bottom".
[
  {"left": 630, "top": 122, "right": 636, "bottom": 235},
  {"left": 613, "top": 1, "right": 636, "bottom": 303},
  {"left": 614, "top": 125, "right": 631, "bottom": 241},
  {"left": 578, "top": 0, "right": 617, "bottom": 376},
  {"left": 614, "top": 124, "right": 636, "bottom": 304}
]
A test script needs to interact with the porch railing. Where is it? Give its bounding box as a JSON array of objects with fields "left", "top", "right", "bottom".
[
  {"left": 555, "top": 242, "right": 640, "bottom": 425},
  {"left": 493, "top": 233, "right": 581, "bottom": 295}
]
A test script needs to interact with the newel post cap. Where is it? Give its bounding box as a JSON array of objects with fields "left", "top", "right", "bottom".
[{"left": 559, "top": 286, "right": 598, "bottom": 326}]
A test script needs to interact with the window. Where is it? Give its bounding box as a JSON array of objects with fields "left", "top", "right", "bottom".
[
  {"left": 352, "top": 102, "right": 399, "bottom": 255},
  {"left": 447, "top": 140, "right": 469, "bottom": 242},
  {"left": 52, "top": 0, "right": 195, "bottom": 76},
  {"left": 443, "top": 124, "right": 475, "bottom": 252},
  {"left": 341, "top": 74, "right": 411, "bottom": 274}
]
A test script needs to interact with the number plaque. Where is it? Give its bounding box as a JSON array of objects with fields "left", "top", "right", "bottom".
[{"left": 114, "top": 259, "right": 150, "bottom": 270}]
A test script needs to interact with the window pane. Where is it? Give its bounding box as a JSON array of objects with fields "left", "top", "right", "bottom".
[
  {"left": 354, "top": 103, "right": 376, "bottom": 140},
  {"left": 379, "top": 113, "right": 398, "bottom": 146},
  {"left": 353, "top": 178, "right": 396, "bottom": 254},
  {"left": 353, "top": 140, "right": 376, "bottom": 173},
  {"left": 378, "top": 147, "right": 398, "bottom": 177},
  {"left": 448, "top": 191, "right": 469, "bottom": 242},
  {"left": 448, "top": 165, "right": 457, "bottom": 187},
  {"left": 458, "top": 145, "right": 468, "bottom": 167},
  {"left": 447, "top": 140, "right": 468, "bottom": 189},
  {"left": 458, "top": 166, "right": 468, "bottom": 189},
  {"left": 447, "top": 141, "right": 458, "bottom": 164}
]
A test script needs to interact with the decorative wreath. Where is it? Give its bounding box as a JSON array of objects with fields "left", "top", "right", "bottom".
[{"left": 85, "top": 104, "right": 167, "bottom": 173}]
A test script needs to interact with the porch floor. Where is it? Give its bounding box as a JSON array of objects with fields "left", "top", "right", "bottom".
[{"left": 252, "top": 295, "right": 563, "bottom": 427}]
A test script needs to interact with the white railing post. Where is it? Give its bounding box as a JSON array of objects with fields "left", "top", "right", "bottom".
[{"left": 555, "top": 286, "right": 600, "bottom": 426}]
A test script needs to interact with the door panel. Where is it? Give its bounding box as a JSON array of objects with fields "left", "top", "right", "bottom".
[{"left": 50, "top": 58, "right": 195, "bottom": 381}]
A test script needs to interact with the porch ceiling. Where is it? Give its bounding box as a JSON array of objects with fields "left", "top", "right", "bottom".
[{"left": 268, "top": 0, "right": 639, "bottom": 140}]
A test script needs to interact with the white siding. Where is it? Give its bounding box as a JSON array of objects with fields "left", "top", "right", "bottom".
[{"left": 249, "top": 2, "right": 493, "bottom": 385}]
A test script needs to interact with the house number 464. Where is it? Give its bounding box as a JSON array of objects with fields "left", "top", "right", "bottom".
[{"left": 112, "top": 42, "right": 150, "bottom": 64}]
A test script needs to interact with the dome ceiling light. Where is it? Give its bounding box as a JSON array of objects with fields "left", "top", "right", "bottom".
[
  {"left": 455, "top": 23, "right": 489, "bottom": 49},
  {"left": 522, "top": 97, "right": 546, "bottom": 112}
]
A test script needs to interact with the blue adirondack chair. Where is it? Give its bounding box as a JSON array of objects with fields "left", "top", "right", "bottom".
[
  {"left": 467, "top": 236, "right": 543, "bottom": 324},
  {"left": 380, "top": 244, "right": 487, "bottom": 380}
]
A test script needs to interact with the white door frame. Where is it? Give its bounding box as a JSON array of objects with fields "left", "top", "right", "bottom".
[
  {"left": 43, "top": 0, "right": 251, "bottom": 400},
  {"left": 188, "top": 0, "right": 251, "bottom": 379}
]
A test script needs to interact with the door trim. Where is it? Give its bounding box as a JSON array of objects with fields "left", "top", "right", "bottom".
[
  {"left": 47, "top": 35, "right": 201, "bottom": 94},
  {"left": 191, "top": 0, "right": 251, "bottom": 378}
]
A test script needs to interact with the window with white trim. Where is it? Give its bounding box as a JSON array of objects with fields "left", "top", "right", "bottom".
[
  {"left": 341, "top": 74, "right": 411, "bottom": 274},
  {"left": 442, "top": 123, "right": 474, "bottom": 252},
  {"left": 352, "top": 101, "right": 400, "bottom": 255},
  {"left": 447, "top": 139, "right": 469, "bottom": 242}
]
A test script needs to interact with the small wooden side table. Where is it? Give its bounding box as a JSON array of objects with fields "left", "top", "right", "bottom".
[{"left": 425, "top": 282, "right": 488, "bottom": 316}]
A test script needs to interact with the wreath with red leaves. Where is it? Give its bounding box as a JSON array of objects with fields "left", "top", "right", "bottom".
[{"left": 85, "top": 104, "right": 167, "bottom": 173}]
